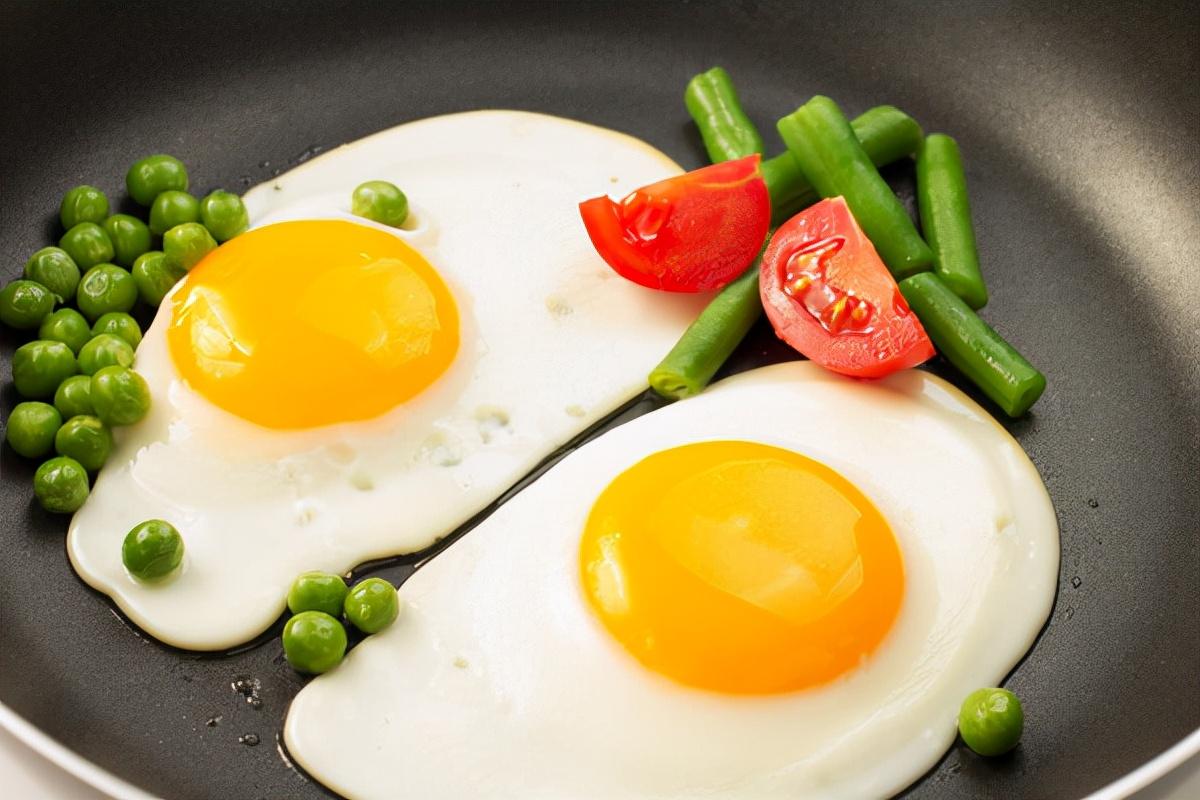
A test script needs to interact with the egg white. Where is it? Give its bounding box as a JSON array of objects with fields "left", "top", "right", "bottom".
[
  {"left": 284, "top": 362, "right": 1059, "bottom": 800},
  {"left": 66, "top": 110, "right": 708, "bottom": 650}
]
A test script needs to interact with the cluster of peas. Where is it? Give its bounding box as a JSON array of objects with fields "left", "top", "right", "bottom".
[
  {"left": 1, "top": 154, "right": 248, "bottom": 580},
  {"left": 283, "top": 571, "right": 401, "bottom": 674}
]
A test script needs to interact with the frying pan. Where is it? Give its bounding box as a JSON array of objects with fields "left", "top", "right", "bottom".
[{"left": 1, "top": 1, "right": 1197, "bottom": 798}]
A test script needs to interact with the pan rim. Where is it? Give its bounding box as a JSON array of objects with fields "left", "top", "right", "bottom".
[
  {"left": 0, "top": 702, "right": 160, "bottom": 800},
  {"left": 2, "top": 698, "right": 1196, "bottom": 799}
]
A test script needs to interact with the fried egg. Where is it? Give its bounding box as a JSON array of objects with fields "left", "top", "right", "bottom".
[
  {"left": 66, "top": 110, "right": 708, "bottom": 650},
  {"left": 284, "top": 362, "right": 1059, "bottom": 799}
]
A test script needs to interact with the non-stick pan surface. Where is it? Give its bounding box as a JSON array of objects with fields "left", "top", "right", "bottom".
[{"left": 1, "top": 1, "right": 1197, "bottom": 798}]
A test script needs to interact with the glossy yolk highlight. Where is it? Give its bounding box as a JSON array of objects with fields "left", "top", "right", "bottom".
[
  {"left": 167, "top": 220, "right": 459, "bottom": 429},
  {"left": 580, "top": 440, "right": 903, "bottom": 695}
]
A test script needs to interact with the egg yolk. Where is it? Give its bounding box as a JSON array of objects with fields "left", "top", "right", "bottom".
[
  {"left": 167, "top": 220, "right": 459, "bottom": 429},
  {"left": 579, "top": 440, "right": 903, "bottom": 695}
]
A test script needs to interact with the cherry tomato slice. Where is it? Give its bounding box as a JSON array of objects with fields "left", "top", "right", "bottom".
[
  {"left": 759, "top": 196, "right": 934, "bottom": 378},
  {"left": 579, "top": 155, "right": 770, "bottom": 292}
]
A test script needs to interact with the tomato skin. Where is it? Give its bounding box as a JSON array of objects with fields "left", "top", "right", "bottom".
[
  {"left": 579, "top": 155, "right": 770, "bottom": 292},
  {"left": 759, "top": 197, "right": 934, "bottom": 378}
]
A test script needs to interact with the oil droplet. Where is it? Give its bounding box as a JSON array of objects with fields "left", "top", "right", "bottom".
[
  {"left": 231, "top": 676, "right": 263, "bottom": 708},
  {"left": 1071, "top": 576, "right": 1082, "bottom": 589}
]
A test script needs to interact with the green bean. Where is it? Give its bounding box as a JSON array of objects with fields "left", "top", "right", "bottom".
[
  {"left": 649, "top": 250, "right": 765, "bottom": 399},
  {"left": 777, "top": 96, "right": 932, "bottom": 278},
  {"left": 650, "top": 103, "right": 927, "bottom": 399},
  {"left": 684, "top": 67, "right": 765, "bottom": 163},
  {"left": 761, "top": 105, "right": 924, "bottom": 225},
  {"left": 855, "top": 105, "right": 926, "bottom": 167},
  {"left": 917, "top": 134, "right": 988, "bottom": 310},
  {"left": 898, "top": 273, "right": 1044, "bottom": 417}
]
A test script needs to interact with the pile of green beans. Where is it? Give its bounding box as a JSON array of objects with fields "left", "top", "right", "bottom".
[
  {"left": 1, "top": 153, "right": 251, "bottom": 513},
  {"left": 650, "top": 67, "right": 1045, "bottom": 417},
  {"left": 650, "top": 72, "right": 927, "bottom": 400}
]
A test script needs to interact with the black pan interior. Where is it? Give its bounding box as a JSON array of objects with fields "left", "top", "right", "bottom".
[{"left": 1, "top": 2, "right": 1197, "bottom": 798}]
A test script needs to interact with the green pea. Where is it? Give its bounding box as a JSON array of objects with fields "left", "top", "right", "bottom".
[
  {"left": 76, "top": 264, "right": 137, "bottom": 321},
  {"left": 287, "top": 571, "right": 349, "bottom": 617},
  {"left": 163, "top": 223, "right": 217, "bottom": 271},
  {"left": 91, "top": 312, "right": 142, "bottom": 348},
  {"left": 126, "top": 154, "right": 189, "bottom": 206},
  {"left": 0, "top": 280, "right": 55, "bottom": 330},
  {"left": 54, "top": 375, "right": 95, "bottom": 418},
  {"left": 121, "top": 519, "right": 184, "bottom": 580},
  {"left": 131, "top": 251, "right": 186, "bottom": 307},
  {"left": 199, "top": 190, "right": 249, "bottom": 242},
  {"left": 59, "top": 222, "right": 115, "bottom": 270},
  {"left": 90, "top": 366, "right": 151, "bottom": 426},
  {"left": 60, "top": 185, "right": 110, "bottom": 229},
  {"left": 34, "top": 456, "right": 90, "bottom": 513},
  {"left": 343, "top": 577, "right": 400, "bottom": 634},
  {"left": 54, "top": 415, "right": 112, "bottom": 471},
  {"left": 77, "top": 334, "right": 134, "bottom": 376},
  {"left": 24, "top": 247, "right": 81, "bottom": 301},
  {"left": 958, "top": 688, "right": 1024, "bottom": 757},
  {"left": 39, "top": 308, "right": 92, "bottom": 354},
  {"left": 282, "top": 611, "right": 347, "bottom": 674},
  {"left": 12, "top": 340, "right": 77, "bottom": 399},
  {"left": 149, "top": 190, "right": 200, "bottom": 236},
  {"left": 102, "top": 214, "right": 152, "bottom": 267},
  {"left": 5, "top": 402, "right": 62, "bottom": 459},
  {"left": 352, "top": 180, "right": 409, "bottom": 228}
]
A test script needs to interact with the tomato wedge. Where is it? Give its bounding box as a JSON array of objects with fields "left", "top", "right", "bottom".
[
  {"left": 579, "top": 155, "right": 770, "bottom": 292},
  {"left": 759, "top": 196, "right": 934, "bottom": 378}
]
